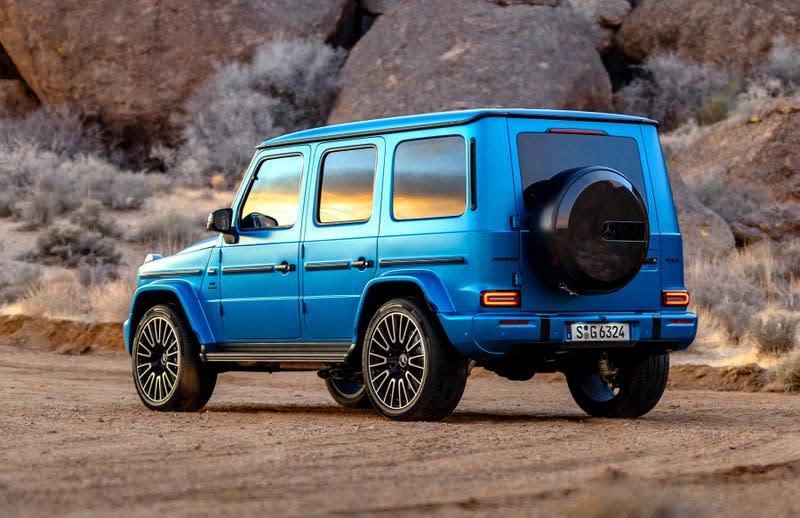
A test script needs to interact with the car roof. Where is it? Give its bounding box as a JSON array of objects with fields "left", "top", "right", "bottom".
[{"left": 258, "top": 108, "right": 657, "bottom": 149}]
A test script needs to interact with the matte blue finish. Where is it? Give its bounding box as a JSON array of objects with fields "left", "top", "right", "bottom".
[{"left": 126, "top": 109, "right": 695, "bottom": 362}]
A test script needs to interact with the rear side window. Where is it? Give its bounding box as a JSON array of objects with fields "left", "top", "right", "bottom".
[
  {"left": 392, "top": 136, "right": 466, "bottom": 220},
  {"left": 517, "top": 133, "right": 645, "bottom": 195},
  {"left": 239, "top": 154, "right": 304, "bottom": 230},
  {"left": 318, "top": 147, "right": 377, "bottom": 224}
]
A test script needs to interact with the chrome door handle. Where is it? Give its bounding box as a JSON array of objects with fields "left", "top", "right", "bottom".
[
  {"left": 275, "top": 263, "right": 296, "bottom": 272},
  {"left": 350, "top": 259, "right": 374, "bottom": 269}
]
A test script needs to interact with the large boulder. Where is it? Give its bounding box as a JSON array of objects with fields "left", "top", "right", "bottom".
[
  {"left": 669, "top": 169, "right": 736, "bottom": 259},
  {"left": 671, "top": 98, "right": 800, "bottom": 245},
  {"left": 0, "top": 0, "right": 350, "bottom": 144},
  {"left": 328, "top": 0, "right": 612, "bottom": 124},
  {"left": 616, "top": 0, "right": 800, "bottom": 69},
  {"left": 564, "top": 0, "right": 632, "bottom": 52}
]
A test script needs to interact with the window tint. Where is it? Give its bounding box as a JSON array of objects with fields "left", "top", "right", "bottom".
[
  {"left": 517, "top": 133, "right": 645, "bottom": 195},
  {"left": 239, "top": 154, "right": 304, "bottom": 230},
  {"left": 318, "top": 147, "right": 376, "bottom": 224},
  {"left": 392, "top": 136, "right": 466, "bottom": 220}
]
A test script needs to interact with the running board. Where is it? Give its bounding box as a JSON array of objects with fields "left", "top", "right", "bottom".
[{"left": 202, "top": 342, "right": 353, "bottom": 363}]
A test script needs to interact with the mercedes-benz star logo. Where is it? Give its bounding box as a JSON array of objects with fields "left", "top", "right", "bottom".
[{"left": 600, "top": 222, "right": 616, "bottom": 240}]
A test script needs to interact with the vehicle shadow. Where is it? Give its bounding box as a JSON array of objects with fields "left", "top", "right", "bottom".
[{"left": 204, "top": 402, "right": 591, "bottom": 423}]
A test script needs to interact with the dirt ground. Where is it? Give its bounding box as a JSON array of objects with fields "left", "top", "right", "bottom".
[{"left": 2, "top": 340, "right": 800, "bottom": 517}]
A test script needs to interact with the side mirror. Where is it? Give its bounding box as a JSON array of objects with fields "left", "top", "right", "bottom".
[{"left": 207, "top": 208, "right": 233, "bottom": 233}]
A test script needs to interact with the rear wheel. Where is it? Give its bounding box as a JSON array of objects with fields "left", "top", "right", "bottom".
[
  {"left": 324, "top": 377, "right": 372, "bottom": 409},
  {"left": 362, "top": 298, "right": 469, "bottom": 421},
  {"left": 132, "top": 304, "right": 217, "bottom": 411},
  {"left": 565, "top": 350, "right": 669, "bottom": 418}
]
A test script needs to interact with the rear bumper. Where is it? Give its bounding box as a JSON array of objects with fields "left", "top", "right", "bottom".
[{"left": 438, "top": 311, "right": 697, "bottom": 358}]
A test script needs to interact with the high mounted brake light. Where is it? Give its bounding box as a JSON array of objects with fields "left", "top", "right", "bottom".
[
  {"left": 662, "top": 290, "right": 690, "bottom": 307},
  {"left": 546, "top": 128, "right": 607, "bottom": 136}
]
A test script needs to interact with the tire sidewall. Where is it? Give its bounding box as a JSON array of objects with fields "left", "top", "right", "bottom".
[
  {"left": 362, "top": 299, "right": 433, "bottom": 419},
  {"left": 132, "top": 304, "right": 210, "bottom": 411}
]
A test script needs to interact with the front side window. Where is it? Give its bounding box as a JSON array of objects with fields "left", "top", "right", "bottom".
[
  {"left": 239, "top": 154, "right": 304, "bottom": 230},
  {"left": 317, "top": 147, "right": 377, "bottom": 224},
  {"left": 392, "top": 136, "right": 466, "bottom": 220}
]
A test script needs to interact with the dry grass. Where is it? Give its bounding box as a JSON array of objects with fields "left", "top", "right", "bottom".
[
  {"left": 131, "top": 197, "right": 209, "bottom": 256},
  {"left": 687, "top": 240, "right": 800, "bottom": 351},
  {"left": 88, "top": 276, "right": 135, "bottom": 322},
  {"left": 17, "top": 270, "right": 91, "bottom": 320}
]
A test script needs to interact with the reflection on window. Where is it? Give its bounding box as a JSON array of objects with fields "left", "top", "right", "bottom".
[
  {"left": 318, "top": 147, "right": 376, "bottom": 224},
  {"left": 239, "top": 155, "right": 303, "bottom": 230},
  {"left": 392, "top": 136, "right": 466, "bottom": 220}
]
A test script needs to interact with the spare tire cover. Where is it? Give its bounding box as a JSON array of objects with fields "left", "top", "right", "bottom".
[{"left": 526, "top": 166, "right": 649, "bottom": 294}]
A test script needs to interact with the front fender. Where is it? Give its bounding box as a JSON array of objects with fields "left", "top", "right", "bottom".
[{"left": 125, "top": 280, "right": 215, "bottom": 355}]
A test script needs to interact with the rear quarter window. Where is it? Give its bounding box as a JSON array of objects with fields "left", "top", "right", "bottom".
[
  {"left": 392, "top": 135, "right": 466, "bottom": 220},
  {"left": 517, "top": 133, "right": 646, "bottom": 196}
]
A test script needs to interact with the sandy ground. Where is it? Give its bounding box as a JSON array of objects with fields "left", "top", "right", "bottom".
[{"left": 2, "top": 341, "right": 800, "bottom": 517}]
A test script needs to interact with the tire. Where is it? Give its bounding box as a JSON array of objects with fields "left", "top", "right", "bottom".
[
  {"left": 324, "top": 377, "right": 372, "bottom": 409},
  {"left": 362, "top": 298, "right": 469, "bottom": 421},
  {"left": 525, "top": 166, "right": 649, "bottom": 294},
  {"left": 131, "top": 304, "right": 217, "bottom": 411},
  {"left": 565, "top": 351, "right": 669, "bottom": 418}
]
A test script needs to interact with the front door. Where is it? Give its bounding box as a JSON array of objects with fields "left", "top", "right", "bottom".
[
  {"left": 302, "top": 139, "right": 383, "bottom": 340},
  {"left": 219, "top": 149, "right": 308, "bottom": 341}
]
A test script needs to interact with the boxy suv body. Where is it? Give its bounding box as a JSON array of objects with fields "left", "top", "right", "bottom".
[{"left": 124, "top": 109, "right": 696, "bottom": 420}]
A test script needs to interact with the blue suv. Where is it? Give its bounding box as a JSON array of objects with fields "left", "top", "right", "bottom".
[{"left": 124, "top": 109, "right": 696, "bottom": 421}]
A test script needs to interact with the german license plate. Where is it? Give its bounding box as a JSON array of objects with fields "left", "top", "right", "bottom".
[{"left": 566, "top": 322, "right": 630, "bottom": 342}]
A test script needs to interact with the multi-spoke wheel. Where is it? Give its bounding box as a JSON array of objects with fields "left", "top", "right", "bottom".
[
  {"left": 132, "top": 304, "right": 216, "bottom": 411},
  {"left": 362, "top": 298, "right": 469, "bottom": 421},
  {"left": 565, "top": 350, "right": 669, "bottom": 418}
]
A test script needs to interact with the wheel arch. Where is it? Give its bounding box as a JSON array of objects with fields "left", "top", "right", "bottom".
[
  {"left": 350, "top": 273, "right": 456, "bottom": 363},
  {"left": 126, "top": 281, "right": 214, "bottom": 355}
]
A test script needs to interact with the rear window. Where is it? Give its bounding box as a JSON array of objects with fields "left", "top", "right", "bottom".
[{"left": 517, "top": 133, "right": 645, "bottom": 195}]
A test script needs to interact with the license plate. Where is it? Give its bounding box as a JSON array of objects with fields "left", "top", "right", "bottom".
[{"left": 566, "top": 322, "right": 630, "bottom": 342}]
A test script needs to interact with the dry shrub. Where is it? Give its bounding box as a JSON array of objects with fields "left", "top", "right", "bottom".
[
  {"left": 89, "top": 277, "right": 135, "bottom": 322},
  {"left": 29, "top": 222, "right": 121, "bottom": 271},
  {"left": 0, "top": 261, "right": 40, "bottom": 303},
  {"left": 764, "top": 352, "right": 800, "bottom": 393},
  {"left": 0, "top": 105, "right": 104, "bottom": 157},
  {"left": 133, "top": 208, "right": 208, "bottom": 256},
  {"left": 178, "top": 39, "right": 346, "bottom": 188},
  {"left": 750, "top": 309, "right": 799, "bottom": 357},
  {"left": 686, "top": 240, "right": 800, "bottom": 350},
  {"left": 615, "top": 38, "right": 800, "bottom": 129},
  {"left": 17, "top": 270, "right": 90, "bottom": 319},
  {"left": 614, "top": 53, "right": 734, "bottom": 130}
]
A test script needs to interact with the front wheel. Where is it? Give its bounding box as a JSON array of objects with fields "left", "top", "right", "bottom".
[
  {"left": 132, "top": 304, "right": 217, "bottom": 411},
  {"left": 565, "top": 351, "right": 669, "bottom": 418},
  {"left": 362, "top": 298, "right": 469, "bottom": 421}
]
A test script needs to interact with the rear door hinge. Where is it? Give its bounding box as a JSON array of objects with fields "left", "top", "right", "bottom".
[
  {"left": 510, "top": 215, "right": 521, "bottom": 230},
  {"left": 302, "top": 300, "right": 307, "bottom": 314}
]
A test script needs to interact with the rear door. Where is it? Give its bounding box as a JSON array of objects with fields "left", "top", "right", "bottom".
[
  {"left": 507, "top": 118, "right": 662, "bottom": 313},
  {"left": 301, "top": 138, "right": 383, "bottom": 340}
]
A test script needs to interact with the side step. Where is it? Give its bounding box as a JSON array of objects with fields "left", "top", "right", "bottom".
[{"left": 202, "top": 342, "right": 353, "bottom": 364}]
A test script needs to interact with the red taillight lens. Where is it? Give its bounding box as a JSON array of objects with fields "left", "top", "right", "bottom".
[
  {"left": 663, "top": 290, "right": 690, "bottom": 306},
  {"left": 481, "top": 290, "right": 521, "bottom": 307}
]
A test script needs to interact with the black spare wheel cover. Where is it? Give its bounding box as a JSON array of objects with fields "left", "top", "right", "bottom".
[{"left": 525, "top": 166, "right": 649, "bottom": 294}]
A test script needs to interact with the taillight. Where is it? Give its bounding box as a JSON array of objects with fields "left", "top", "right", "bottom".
[
  {"left": 481, "top": 290, "right": 520, "bottom": 307},
  {"left": 662, "top": 290, "right": 690, "bottom": 307}
]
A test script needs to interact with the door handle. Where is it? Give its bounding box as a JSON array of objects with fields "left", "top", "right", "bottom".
[
  {"left": 350, "top": 259, "right": 374, "bottom": 269},
  {"left": 275, "top": 262, "right": 296, "bottom": 273}
]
